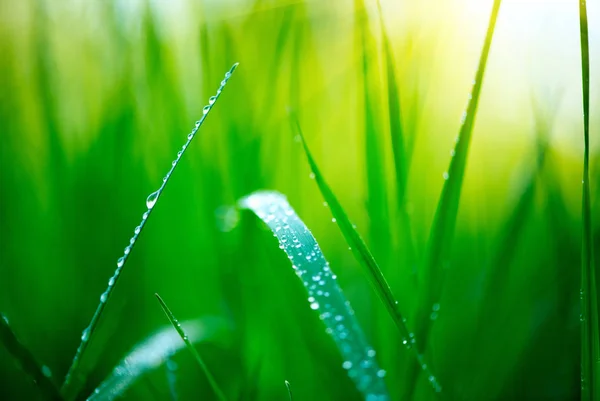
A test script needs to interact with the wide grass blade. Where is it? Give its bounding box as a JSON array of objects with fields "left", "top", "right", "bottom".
[
  {"left": 61, "top": 63, "right": 240, "bottom": 400},
  {"left": 87, "top": 317, "right": 227, "bottom": 401},
  {"left": 414, "top": 0, "right": 502, "bottom": 349},
  {"left": 0, "top": 313, "right": 62, "bottom": 401},
  {"left": 290, "top": 117, "right": 442, "bottom": 395},
  {"left": 239, "top": 191, "right": 391, "bottom": 401},
  {"left": 578, "top": 1, "right": 597, "bottom": 399},
  {"left": 155, "top": 294, "right": 227, "bottom": 401}
]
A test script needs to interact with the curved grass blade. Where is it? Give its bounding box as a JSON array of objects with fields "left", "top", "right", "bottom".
[
  {"left": 61, "top": 63, "right": 240, "bottom": 400},
  {"left": 0, "top": 313, "right": 62, "bottom": 401},
  {"left": 87, "top": 317, "right": 228, "bottom": 401},
  {"left": 239, "top": 191, "right": 391, "bottom": 401},
  {"left": 290, "top": 117, "right": 441, "bottom": 395},
  {"left": 155, "top": 294, "right": 227, "bottom": 401},
  {"left": 414, "top": 0, "right": 502, "bottom": 349},
  {"left": 578, "top": 1, "right": 597, "bottom": 399}
]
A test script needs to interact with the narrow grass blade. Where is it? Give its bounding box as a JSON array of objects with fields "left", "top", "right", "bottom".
[
  {"left": 239, "top": 191, "right": 391, "bottom": 400},
  {"left": 414, "top": 0, "right": 502, "bottom": 348},
  {"left": 0, "top": 313, "right": 62, "bottom": 401},
  {"left": 87, "top": 318, "right": 227, "bottom": 401},
  {"left": 578, "top": 1, "right": 597, "bottom": 399},
  {"left": 290, "top": 117, "right": 441, "bottom": 395},
  {"left": 61, "top": 63, "right": 240, "bottom": 400},
  {"left": 155, "top": 294, "right": 227, "bottom": 401},
  {"left": 354, "top": 0, "right": 390, "bottom": 261},
  {"left": 285, "top": 380, "right": 293, "bottom": 401}
]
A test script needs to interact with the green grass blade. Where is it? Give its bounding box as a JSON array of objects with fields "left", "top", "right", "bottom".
[
  {"left": 60, "top": 63, "right": 240, "bottom": 400},
  {"left": 578, "top": 1, "right": 597, "bottom": 399},
  {"left": 0, "top": 313, "right": 62, "bottom": 401},
  {"left": 414, "top": 0, "right": 502, "bottom": 347},
  {"left": 87, "top": 317, "right": 228, "bottom": 401},
  {"left": 290, "top": 117, "right": 442, "bottom": 396},
  {"left": 239, "top": 190, "right": 391, "bottom": 400},
  {"left": 155, "top": 294, "right": 227, "bottom": 401}
]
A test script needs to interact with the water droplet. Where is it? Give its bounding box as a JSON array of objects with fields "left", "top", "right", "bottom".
[
  {"left": 188, "top": 133, "right": 194, "bottom": 140},
  {"left": 331, "top": 218, "right": 337, "bottom": 223},
  {"left": 342, "top": 361, "right": 353, "bottom": 370},
  {"left": 100, "top": 292, "right": 108, "bottom": 303},
  {"left": 443, "top": 172, "right": 449, "bottom": 180},
  {"left": 124, "top": 246, "right": 131, "bottom": 255},
  {"left": 376, "top": 369, "right": 386, "bottom": 378},
  {"left": 40, "top": 365, "right": 52, "bottom": 378},
  {"left": 309, "top": 172, "right": 315, "bottom": 179},
  {"left": 450, "top": 149, "right": 455, "bottom": 157},
  {"left": 81, "top": 328, "right": 90, "bottom": 342},
  {"left": 367, "top": 349, "right": 376, "bottom": 357},
  {"left": 203, "top": 105, "right": 210, "bottom": 114},
  {"left": 134, "top": 226, "right": 141, "bottom": 235},
  {"left": 323, "top": 201, "right": 328, "bottom": 207},
  {"left": 117, "top": 257, "right": 125, "bottom": 268},
  {"left": 310, "top": 302, "right": 320, "bottom": 310},
  {"left": 172, "top": 160, "right": 177, "bottom": 167},
  {"left": 142, "top": 211, "right": 149, "bottom": 220},
  {"left": 209, "top": 96, "right": 217, "bottom": 105},
  {"left": 432, "top": 303, "right": 440, "bottom": 311},
  {"left": 108, "top": 276, "right": 115, "bottom": 287}
]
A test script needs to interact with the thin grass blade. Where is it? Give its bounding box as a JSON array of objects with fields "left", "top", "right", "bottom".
[
  {"left": 0, "top": 313, "right": 62, "bottom": 401},
  {"left": 61, "top": 63, "right": 240, "bottom": 400},
  {"left": 87, "top": 317, "right": 227, "bottom": 401},
  {"left": 239, "top": 190, "right": 391, "bottom": 401},
  {"left": 155, "top": 294, "right": 227, "bottom": 401},
  {"left": 290, "top": 117, "right": 442, "bottom": 396},
  {"left": 414, "top": 0, "right": 502, "bottom": 348},
  {"left": 578, "top": 1, "right": 597, "bottom": 399}
]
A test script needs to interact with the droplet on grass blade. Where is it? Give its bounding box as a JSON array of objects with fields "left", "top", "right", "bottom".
[{"left": 239, "top": 190, "right": 390, "bottom": 401}]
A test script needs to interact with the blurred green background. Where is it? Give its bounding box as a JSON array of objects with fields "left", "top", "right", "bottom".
[{"left": 1, "top": 0, "right": 599, "bottom": 400}]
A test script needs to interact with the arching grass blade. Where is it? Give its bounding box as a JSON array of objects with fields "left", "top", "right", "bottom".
[
  {"left": 239, "top": 191, "right": 391, "bottom": 401},
  {"left": 155, "top": 294, "right": 227, "bottom": 401},
  {"left": 87, "top": 317, "right": 228, "bottom": 401}
]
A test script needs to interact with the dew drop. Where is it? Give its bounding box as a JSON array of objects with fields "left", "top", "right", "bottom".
[
  {"left": 342, "top": 361, "right": 353, "bottom": 370},
  {"left": 100, "top": 292, "right": 108, "bottom": 303},
  {"left": 443, "top": 172, "right": 449, "bottom": 180},
  {"left": 117, "top": 257, "right": 125, "bottom": 268},
  {"left": 367, "top": 349, "right": 376, "bottom": 357},
  {"left": 134, "top": 226, "right": 141, "bottom": 235},
  {"left": 142, "top": 211, "right": 149, "bottom": 220},
  {"left": 309, "top": 172, "right": 315, "bottom": 179},
  {"left": 81, "top": 328, "right": 90, "bottom": 342},
  {"left": 332, "top": 218, "right": 337, "bottom": 223},
  {"left": 376, "top": 369, "right": 386, "bottom": 378},
  {"left": 310, "top": 302, "right": 320, "bottom": 310},
  {"left": 188, "top": 133, "right": 194, "bottom": 140},
  {"left": 209, "top": 96, "right": 217, "bottom": 105},
  {"left": 124, "top": 246, "right": 131, "bottom": 255},
  {"left": 108, "top": 276, "right": 115, "bottom": 287},
  {"left": 41, "top": 365, "right": 52, "bottom": 378}
]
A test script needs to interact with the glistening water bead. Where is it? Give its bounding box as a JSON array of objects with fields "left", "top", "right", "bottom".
[
  {"left": 61, "top": 63, "right": 240, "bottom": 392},
  {"left": 240, "top": 191, "right": 390, "bottom": 401}
]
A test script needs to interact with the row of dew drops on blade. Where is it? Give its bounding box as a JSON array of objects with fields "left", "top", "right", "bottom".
[
  {"left": 240, "top": 192, "right": 390, "bottom": 400},
  {"left": 78, "top": 63, "right": 239, "bottom": 346},
  {"left": 303, "top": 171, "right": 443, "bottom": 393}
]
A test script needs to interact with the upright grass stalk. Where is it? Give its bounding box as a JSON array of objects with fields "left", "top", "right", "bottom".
[
  {"left": 60, "top": 63, "right": 240, "bottom": 400},
  {"left": 290, "top": 116, "right": 442, "bottom": 395},
  {"left": 414, "top": 0, "right": 502, "bottom": 349},
  {"left": 155, "top": 294, "right": 227, "bottom": 401},
  {"left": 405, "top": 2, "right": 501, "bottom": 398},
  {"left": 0, "top": 313, "right": 62, "bottom": 401},
  {"left": 578, "top": 2, "right": 597, "bottom": 399},
  {"left": 239, "top": 191, "right": 391, "bottom": 400}
]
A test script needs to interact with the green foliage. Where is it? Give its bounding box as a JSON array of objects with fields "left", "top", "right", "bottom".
[{"left": 0, "top": 1, "right": 597, "bottom": 400}]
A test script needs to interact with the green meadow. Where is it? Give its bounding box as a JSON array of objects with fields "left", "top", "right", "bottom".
[{"left": 0, "top": 0, "right": 598, "bottom": 400}]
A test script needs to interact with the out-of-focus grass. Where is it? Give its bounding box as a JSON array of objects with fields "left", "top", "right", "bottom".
[{"left": 0, "top": 0, "right": 599, "bottom": 400}]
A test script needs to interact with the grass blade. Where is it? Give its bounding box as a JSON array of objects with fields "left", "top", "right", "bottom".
[
  {"left": 0, "top": 313, "right": 62, "bottom": 401},
  {"left": 60, "top": 63, "right": 240, "bottom": 400},
  {"left": 578, "top": 1, "right": 597, "bottom": 399},
  {"left": 414, "top": 0, "right": 502, "bottom": 348},
  {"left": 87, "top": 317, "right": 227, "bottom": 401},
  {"left": 155, "top": 294, "right": 227, "bottom": 401},
  {"left": 239, "top": 191, "right": 391, "bottom": 400},
  {"left": 290, "top": 117, "right": 442, "bottom": 395}
]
